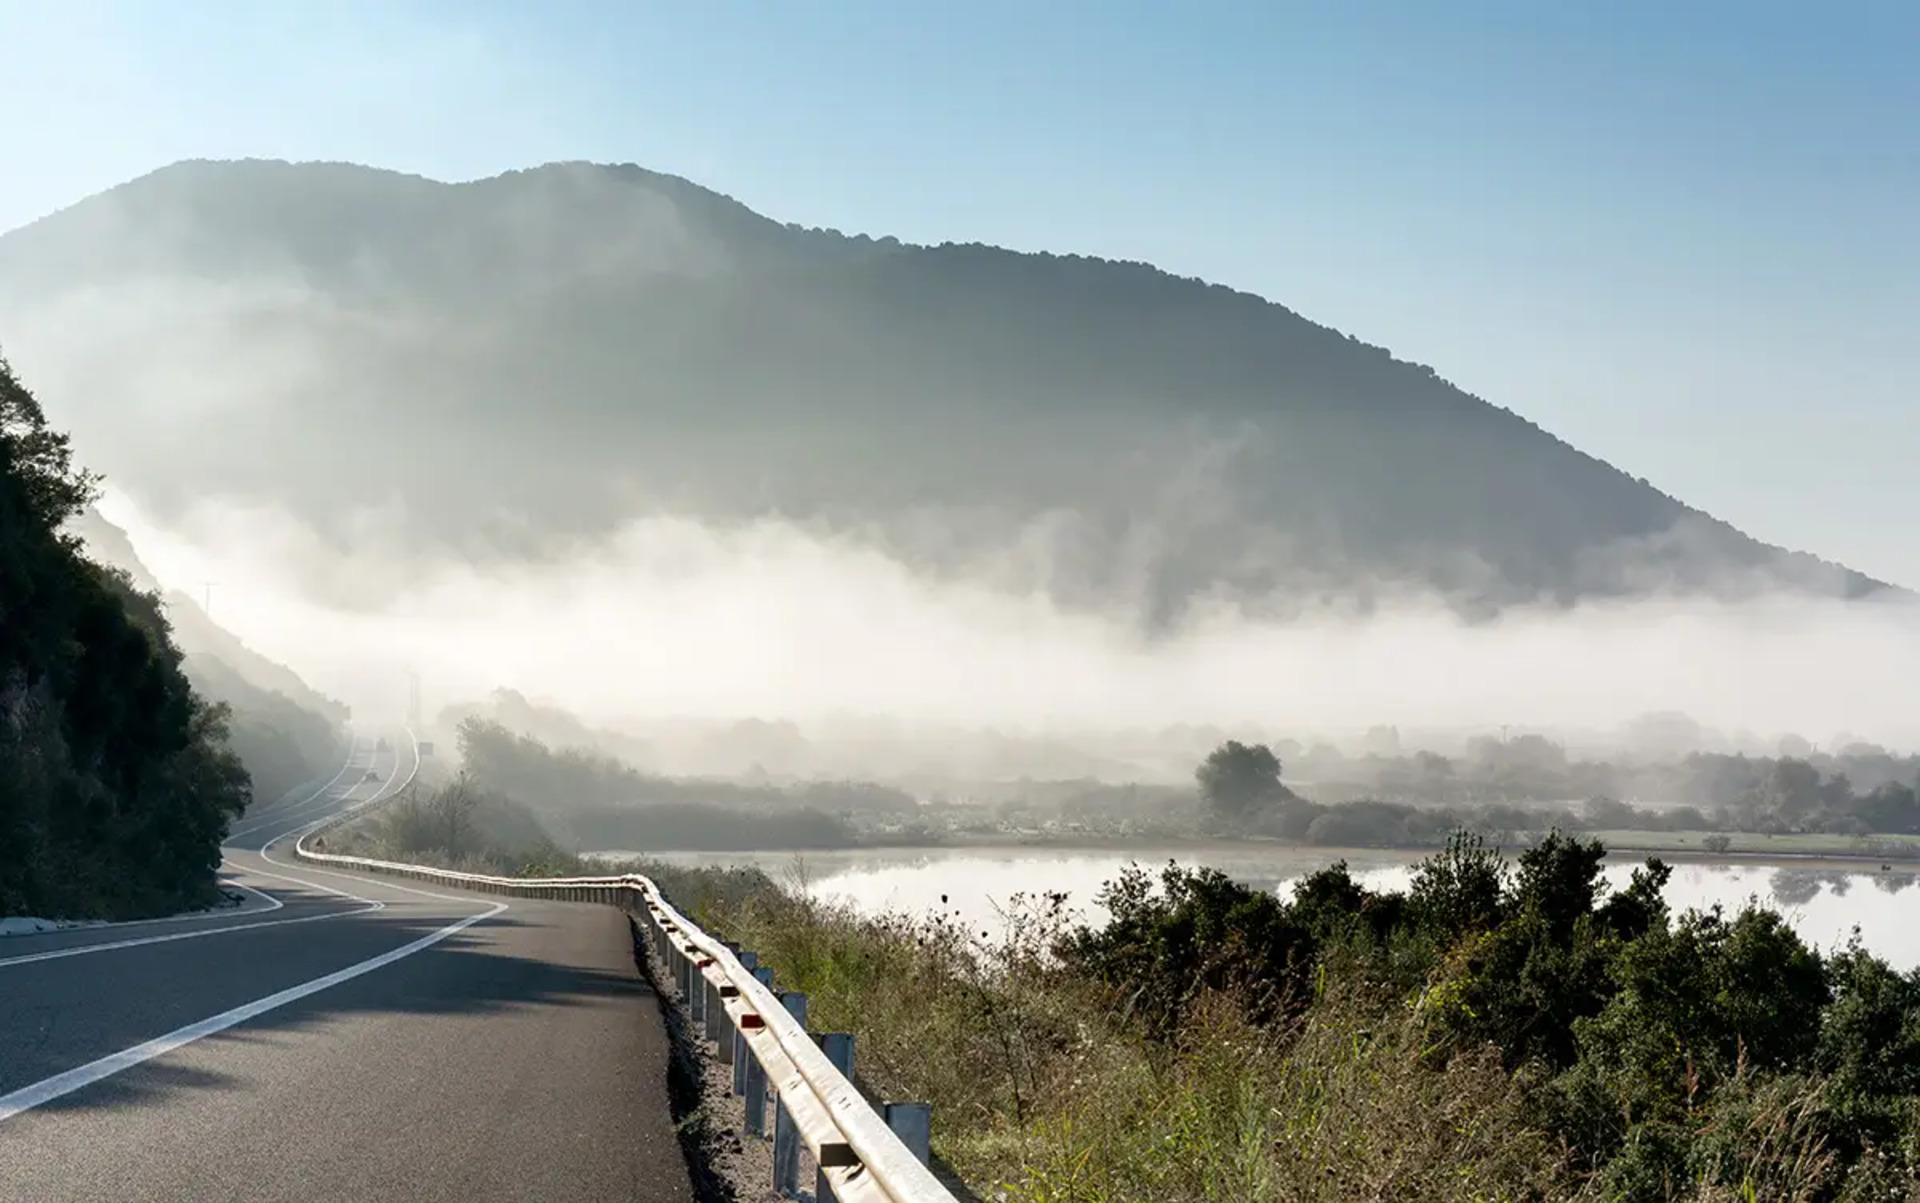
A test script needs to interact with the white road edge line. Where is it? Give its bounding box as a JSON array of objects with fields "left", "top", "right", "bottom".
[
  {"left": 0, "top": 880, "right": 287, "bottom": 946},
  {"left": 0, "top": 844, "right": 410, "bottom": 969},
  {"left": 0, "top": 905, "right": 384, "bottom": 969},
  {"left": 0, "top": 735, "right": 427, "bottom": 967},
  {"left": 231, "top": 728, "right": 412, "bottom": 844},
  {"left": 223, "top": 741, "right": 365, "bottom": 841},
  {"left": 226, "top": 881, "right": 286, "bottom": 914},
  {"left": 0, "top": 747, "right": 363, "bottom": 945},
  {"left": 0, "top": 899, "right": 507, "bottom": 1124}
]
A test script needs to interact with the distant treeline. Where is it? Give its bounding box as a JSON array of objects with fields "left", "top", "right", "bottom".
[
  {"left": 453, "top": 718, "right": 921, "bottom": 851},
  {"left": 1199, "top": 739, "right": 1920, "bottom": 848},
  {"left": 1290, "top": 732, "right": 1920, "bottom": 817},
  {"left": 0, "top": 354, "right": 250, "bottom": 918}
]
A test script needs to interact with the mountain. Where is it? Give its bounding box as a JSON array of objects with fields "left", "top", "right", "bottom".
[
  {"left": 0, "top": 158, "right": 1895, "bottom": 624},
  {"left": 67, "top": 507, "right": 348, "bottom": 804}
]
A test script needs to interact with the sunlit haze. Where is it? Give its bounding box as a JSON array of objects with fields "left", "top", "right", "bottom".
[
  {"left": 3, "top": 2, "right": 1918, "bottom": 586},
  {"left": 96, "top": 485, "right": 1920, "bottom": 755},
  {"left": 3, "top": 3, "right": 1916, "bottom": 773}
]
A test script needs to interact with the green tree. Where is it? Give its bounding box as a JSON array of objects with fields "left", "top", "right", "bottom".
[
  {"left": 0, "top": 350, "right": 97, "bottom": 530},
  {"left": 1195, "top": 740, "right": 1284, "bottom": 823},
  {"left": 1409, "top": 829, "right": 1506, "bottom": 941},
  {"left": 1763, "top": 757, "right": 1823, "bottom": 822},
  {"left": 0, "top": 350, "right": 250, "bottom": 919}
]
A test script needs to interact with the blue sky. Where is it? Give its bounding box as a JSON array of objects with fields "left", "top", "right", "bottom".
[{"left": 3, "top": 1, "right": 1916, "bottom": 584}]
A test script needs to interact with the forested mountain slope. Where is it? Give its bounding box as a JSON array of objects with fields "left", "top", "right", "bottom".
[
  {"left": 0, "top": 354, "right": 249, "bottom": 918},
  {"left": 67, "top": 508, "right": 347, "bottom": 805},
  {"left": 0, "top": 159, "right": 1892, "bottom": 624}
]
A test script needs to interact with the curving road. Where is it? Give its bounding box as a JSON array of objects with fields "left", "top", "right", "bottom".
[{"left": 0, "top": 734, "right": 694, "bottom": 1202}]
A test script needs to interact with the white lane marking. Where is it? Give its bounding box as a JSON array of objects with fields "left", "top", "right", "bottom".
[
  {"left": 238, "top": 857, "right": 387, "bottom": 903},
  {"left": 227, "top": 881, "right": 286, "bottom": 915},
  {"left": 0, "top": 736, "right": 427, "bottom": 968},
  {"left": 228, "top": 766, "right": 373, "bottom": 837},
  {"left": 0, "top": 904, "right": 384, "bottom": 969},
  {"left": 0, "top": 725, "right": 502, "bottom": 976},
  {"left": 257, "top": 851, "right": 494, "bottom": 906},
  {"left": 0, "top": 880, "right": 286, "bottom": 947},
  {"left": 0, "top": 899, "right": 508, "bottom": 1123},
  {"left": 226, "top": 777, "right": 363, "bottom": 840},
  {"left": 230, "top": 729, "right": 414, "bottom": 842},
  {"left": 224, "top": 739, "right": 364, "bottom": 840},
  {"left": 226, "top": 733, "right": 387, "bottom": 837}
]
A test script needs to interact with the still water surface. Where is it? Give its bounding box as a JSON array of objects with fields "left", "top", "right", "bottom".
[{"left": 624, "top": 846, "right": 1920, "bottom": 968}]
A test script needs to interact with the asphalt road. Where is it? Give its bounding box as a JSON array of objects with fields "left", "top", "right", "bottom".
[{"left": 0, "top": 734, "right": 695, "bottom": 1203}]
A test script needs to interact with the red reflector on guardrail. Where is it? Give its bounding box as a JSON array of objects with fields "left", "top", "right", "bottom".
[{"left": 741, "top": 1013, "right": 765, "bottom": 1029}]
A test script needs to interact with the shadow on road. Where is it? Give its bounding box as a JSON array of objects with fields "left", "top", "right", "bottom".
[{"left": 4, "top": 902, "right": 658, "bottom": 1117}]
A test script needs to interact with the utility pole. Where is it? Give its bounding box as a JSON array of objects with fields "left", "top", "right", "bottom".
[{"left": 202, "top": 581, "right": 215, "bottom": 618}]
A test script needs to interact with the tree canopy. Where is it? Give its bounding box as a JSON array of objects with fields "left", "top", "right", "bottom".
[
  {"left": 0, "top": 351, "right": 250, "bottom": 919},
  {"left": 1195, "top": 739, "right": 1285, "bottom": 822},
  {"left": 1059, "top": 830, "right": 1920, "bottom": 1196}
]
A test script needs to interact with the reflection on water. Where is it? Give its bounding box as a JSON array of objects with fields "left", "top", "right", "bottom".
[{"left": 630, "top": 846, "right": 1920, "bottom": 969}]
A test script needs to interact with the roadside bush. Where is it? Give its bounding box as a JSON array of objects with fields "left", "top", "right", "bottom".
[{"left": 660, "top": 827, "right": 1920, "bottom": 1201}]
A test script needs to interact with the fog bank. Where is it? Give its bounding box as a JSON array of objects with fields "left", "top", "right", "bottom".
[{"left": 98, "top": 488, "right": 1920, "bottom": 758}]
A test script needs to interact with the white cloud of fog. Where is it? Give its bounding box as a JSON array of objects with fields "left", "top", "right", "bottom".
[{"left": 97, "top": 486, "right": 1920, "bottom": 755}]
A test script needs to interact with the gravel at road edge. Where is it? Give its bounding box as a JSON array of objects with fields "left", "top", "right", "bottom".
[{"left": 630, "top": 916, "right": 791, "bottom": 1203}]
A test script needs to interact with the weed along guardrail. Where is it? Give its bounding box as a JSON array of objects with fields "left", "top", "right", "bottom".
[{"left": 291, "top": 813, "right": 957, "bottom": 1203}]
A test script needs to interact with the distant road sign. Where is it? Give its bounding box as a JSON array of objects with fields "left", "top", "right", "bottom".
[{"left": 417, "top": 741, "right": 434, "bottom": 757}]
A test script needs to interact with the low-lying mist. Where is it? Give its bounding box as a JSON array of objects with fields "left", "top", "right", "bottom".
[{"left": 98, "top": 486, "right": 1920, "bottom": 772}]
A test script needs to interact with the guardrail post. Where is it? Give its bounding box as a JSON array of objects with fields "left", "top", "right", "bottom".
[
  {"left": 819, "top": 1032, "right": 855, "bottom": 1080},
  {"left": 743, "top": 1035, "right": 768, "bottom": 1139},
  {"left": 779, "top": 991, "right": 808, "bottom": 1028},
  {"left": 884, "top": 1101, "right": 933, "bottom": 1167},
  {"left": 272, "top": 870, "right": 957, "bottom": 1201},
  {"left": 704, "top": 977, "right": 724, "bottom": 1044},
  {"left": 773, "top": 993, "right": 809, "bottom": 1194},
  {"left": 728, "top": 952, "right": 761, "bottom": 1098},
  {"left": 717, "top": 986, "right": 739, "bottom": 1067},
  {"left": 812, "top": 1040, "right": 853, "bottom": 1203}
]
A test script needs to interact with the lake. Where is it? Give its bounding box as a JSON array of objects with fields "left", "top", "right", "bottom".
[{"left": 612, "top": 844, "right": 1920, "bottom": 967}]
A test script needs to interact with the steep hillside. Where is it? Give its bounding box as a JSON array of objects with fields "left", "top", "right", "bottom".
[
  {"left": 0, "top": 159, "right": 1891, "bottom": 623},
  {"left": 0, "top": 355, "right": 250, "bottom": 918},
  {"left": 67, "top": 507, "right": 348, "bottom": 804}
]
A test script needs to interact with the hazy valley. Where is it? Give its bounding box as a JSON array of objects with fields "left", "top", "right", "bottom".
[{"left": 4, "top": 158, "right": 1917, "bottom": 776}]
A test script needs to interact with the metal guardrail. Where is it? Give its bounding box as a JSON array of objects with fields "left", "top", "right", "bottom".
[{"left": 291, "top": 809, "right": 958, "bottom": 1203}]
